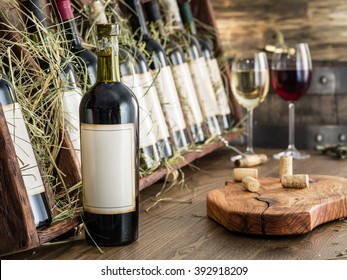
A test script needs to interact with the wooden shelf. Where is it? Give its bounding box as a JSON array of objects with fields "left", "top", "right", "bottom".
[{"left": 140, "top": 131, "right": 241, "bottom": 190}]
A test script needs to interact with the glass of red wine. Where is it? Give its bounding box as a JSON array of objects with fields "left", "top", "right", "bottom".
[{"left": 271, "top": 43, "right": 312, "bottom": 159}]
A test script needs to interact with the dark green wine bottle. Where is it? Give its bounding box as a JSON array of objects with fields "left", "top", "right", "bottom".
[
  {"left": 79, "top": 24, "right": 139, "bottom": 246},
  {"left": 159, "top": 0, "right": 222, "bottom": 137},
  {"left": 123, "top": 0, "right": 192, "bottom": 152},
  {"left": 178, "top": 1, "right": 234, "bottom": 131},
  {"left": 144, "top": 0, "right": 208, "bottom": 144}
]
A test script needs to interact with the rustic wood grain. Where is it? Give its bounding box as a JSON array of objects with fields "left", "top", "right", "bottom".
[
  {"left": 0, "top": 105, "right": 40, "bottom": 256},
  {"left": 207, "top": 175, "right": 347, "bottom": 235},
  {"left": 3, "top": 148, "right": 347, "bottom": 260},
  {"left": 211, "top": 0, "right": 347, "bottom": 61}
]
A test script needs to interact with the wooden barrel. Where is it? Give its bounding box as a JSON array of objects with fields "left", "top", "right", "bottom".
[{"left": 251, "top": 60, "right": 347, "bottom": 150}]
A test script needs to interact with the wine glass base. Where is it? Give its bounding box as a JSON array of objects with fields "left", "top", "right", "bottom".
[{"left": 273, "top": 148, "right": 310, "bottom": 160}]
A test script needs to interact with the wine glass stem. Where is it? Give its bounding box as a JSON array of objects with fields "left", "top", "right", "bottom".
[
  {"left": 288, "top": 102, "right": 295, "bottom": 150},
  {"left": 245, "top": 108, "right": 254, "bottom": 154}
]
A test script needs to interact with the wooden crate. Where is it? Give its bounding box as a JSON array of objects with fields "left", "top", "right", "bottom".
[{"left": 0, "top": 0, "right": 242, "bottom": 257}]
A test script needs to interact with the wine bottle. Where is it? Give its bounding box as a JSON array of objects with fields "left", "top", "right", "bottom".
[
  {"left": 21, "top": 0, "right": 83, "bottom": 160},
  {"left": 79, "top": 23, "right": 139, "bottom": 246},
  {"left": 143, "top": 0, "right": 208, "bottom": 144},
  {"left": 88, "top": 0, "right": 170, "bottom": 166},
  {"left": 0, "top": 72, "right": 51, "bottom": 228},
  {"left": 158, "top": 0, "right": 222, "bottom": 136},
  {"left": 118, "top": 48, "right": 161, "bottom": 169},
  {"left": 123, "top": 0, "right": 191, "bottom": 152},
  {"left": 54, "top": 0, "right": 98, "bottom": 86},
  {"left": 178, "top": 1, "right": 234, "bottom": 131}
]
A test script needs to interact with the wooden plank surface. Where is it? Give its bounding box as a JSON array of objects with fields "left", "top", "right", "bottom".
[
  {"left": 207, "top": 175, "right": 347, "bottom": 235},
  {"left": 3, "top": 147, "right": 347, "bottom": 260},
  {"left": 211, "top": 0, "right": 347, "bottom": 61},
  {"left": 0, "top": 105, "right": 40, "bottom": 256}
]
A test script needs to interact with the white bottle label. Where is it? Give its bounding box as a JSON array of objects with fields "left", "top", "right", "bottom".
[
  {"left": 81, "top": 123, "right": 136, "bottom": 215},
  {"left": 63, "top": 87, "right": 82, "bottom": 161},
  {"left": 138, "top": 71, "right": 170, "bottom": 141},
  {"left": 151, "top": 66, "right": 187, "bottom": 132},
  {"left": 122, "top": 74, "right": 157, "bottom": 148},
  {"left": 171, "top": 63, "right": 204, "bottom": 126},
  {"left": 207, "top": 58, "right": 232, "bottom": 115},
  {"left": 189, "top": 57, "right": 220, "bottom": 117},
  {"left": 3, "top": 103, "right": 45, "bottom": 196}
]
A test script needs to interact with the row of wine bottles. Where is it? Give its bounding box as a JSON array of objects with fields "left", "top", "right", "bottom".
[
  {"left": 0, "top": 0, "right": 233, "bottom": 239},
  {"left": 73, "top": 0, "right": 235, "bottom": 168},
  {"left": 2, "top": 0, "right": 234, "bottom": 171}
]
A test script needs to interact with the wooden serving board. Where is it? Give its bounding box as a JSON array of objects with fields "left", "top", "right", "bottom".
[{"left": 207, "top": 175, "right": 347, "bottom": 235}]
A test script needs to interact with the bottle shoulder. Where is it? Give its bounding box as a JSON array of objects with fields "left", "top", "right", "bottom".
[
  {"left": 0, "top": 74, "right": 14, "bottom": 105},
  {"left": 143, "top": 37, "right": 169, "bottom": 68},
  {"left": 81, "top": 82, "right": 138, "bottom": 107}
]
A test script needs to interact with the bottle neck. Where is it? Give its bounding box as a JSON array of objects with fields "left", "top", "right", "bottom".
[
  {"left": 123, "top": 0, "right": 149, "bottom": 38},
  {"left": 55, "top": 0, "right": 83, "bottom": 49},
  {"left": 178, "top": 1, "right": 198, "bottom": 36},
  {"left": 96, "top": 32, "right": 121, "bottom": 82},
  {"left": 143, "top": 0, "right": 167, "bottom": 39},
  {"left": 21, "top": 0, "right": 48, "bottom": 39},
  {"left": 159, "top": 0, "right": 184, "bottom": 32}
]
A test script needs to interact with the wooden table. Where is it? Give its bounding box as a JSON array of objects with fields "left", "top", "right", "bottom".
[{"left": 3, "top": 148, "right": 347, "bottom": 260}]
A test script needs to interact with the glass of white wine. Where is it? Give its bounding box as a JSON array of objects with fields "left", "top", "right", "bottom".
[{"left": 231, "top": 52, "right": 269, "bottom": 155}]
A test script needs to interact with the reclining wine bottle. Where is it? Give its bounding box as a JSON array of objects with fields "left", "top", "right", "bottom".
[
  {"left": 0, "top": 73, "right": 51, "bottom": 228},
  {"left": 21, "top": 0, "right": 83, "bottom": 160},
  {"left": 178, "top": 0, "right": 234, "bottom": 131},
  {"left": 159, "top": 0, "right": 222, "bottom": 137},
  {"left": 123, "top": 0, "right": 192, "bottom": 151},
  {"left": 54, "top": 0, "right": 98, "bottom": 86},
  {"left": 144, "top": 0, "right": 208, "bottom": 144}
]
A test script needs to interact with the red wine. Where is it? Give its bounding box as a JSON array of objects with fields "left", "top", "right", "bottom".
[
  {"left": 0, "top": 73, "right": 51, "bottom": 228},
  {"left": 54, "top": 0, "right": 98, "bottom": 86},
  {"left": 80, "top": 24, "right": 139, "bottom": 246},
  {"left": 271, "top": 69, "right": 312, "bottom": 101}
]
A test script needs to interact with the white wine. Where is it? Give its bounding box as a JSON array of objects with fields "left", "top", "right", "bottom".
[{"left": 231, "top": 69, "right": 269, "bottom": 110}]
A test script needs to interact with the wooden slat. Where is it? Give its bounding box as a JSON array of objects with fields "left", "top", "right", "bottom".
[
  {"left": 38, "top": 217, "right": 81, "bottom": 244},
  {"left": 0, "top": 106, "right": 40, "bottom": 256},
  {"left": 140, "top": 131, "right": 242, "bottom": 190}
]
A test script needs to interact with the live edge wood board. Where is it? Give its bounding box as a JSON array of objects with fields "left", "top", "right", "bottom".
[{"left": 207, "top": 175, "right": 347, "bottom": 235}]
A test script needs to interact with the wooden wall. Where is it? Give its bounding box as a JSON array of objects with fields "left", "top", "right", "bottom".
[{"left": 212, "top": 0, "right": 347, "bottom": 61}]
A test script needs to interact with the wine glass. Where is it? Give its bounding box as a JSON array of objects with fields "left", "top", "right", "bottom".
[
  {"left": 231, "top": 52, "right": 270, "bottom": 157},
  {"left": 271, "top": 43, "right": 312, "bottom": 159}
]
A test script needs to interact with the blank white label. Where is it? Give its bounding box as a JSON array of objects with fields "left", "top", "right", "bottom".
[
  {"left": 81, "top": 123, "right": 136, "bottom": 215},
  {"left": 3, "top": 103, "right": 45, "bottom": 196}
]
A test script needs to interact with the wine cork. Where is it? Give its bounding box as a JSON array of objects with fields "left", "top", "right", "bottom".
[
  {"left": 234, "top": 154, "right": 268, "bottom": 167},
  {"left": 279, "top": 155, "right": 293, "bottom": 182},
  {"left": 233, "top": 168, "right": 258, "bottom": 182},
  {"left": 282, "top": 174, "right": 309, "bottom": 189},
  {"left": 242, "top": 176, "right": 260, "bottom": 192}
]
